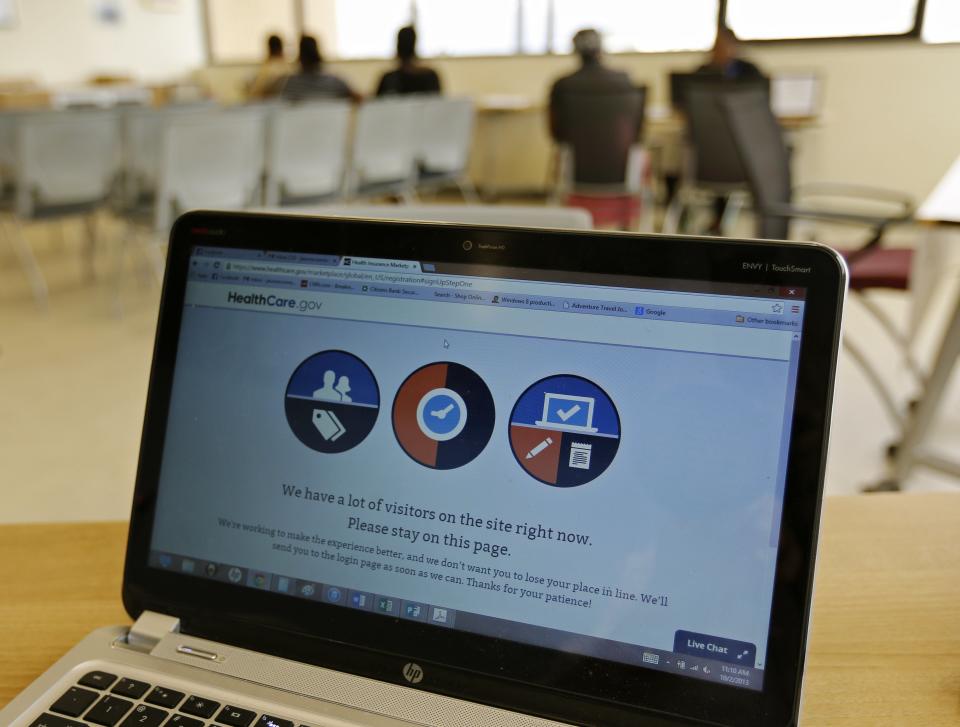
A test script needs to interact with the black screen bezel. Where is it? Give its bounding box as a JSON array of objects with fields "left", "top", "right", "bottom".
[{"left": 123, "top": 210, "right": 845, "bottom": 727}]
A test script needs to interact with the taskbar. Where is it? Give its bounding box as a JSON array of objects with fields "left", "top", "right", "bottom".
[
  {"left": 148, "top": 550, "right": 762, "bottom": 691},
  {"left": 149, "top": 550, "right": 456, "bottom": 626}
]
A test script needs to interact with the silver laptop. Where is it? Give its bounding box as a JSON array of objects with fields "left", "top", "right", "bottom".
[{"left": 2, "top": 211, "right": 846, "bottom": 727}]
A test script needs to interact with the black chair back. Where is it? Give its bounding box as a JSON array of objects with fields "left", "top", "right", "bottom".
[
  {"left": 554, "top": 86, "right": 646, "bottom": 187},
  {"left": 684, "top": 79, "right": 770, "bottom": 187},
  {"left": 669, "top": 70, "right": 720, "bottom": 111},
  {"left": 720, "top": 88, "right": 793, "bottom": 240}
]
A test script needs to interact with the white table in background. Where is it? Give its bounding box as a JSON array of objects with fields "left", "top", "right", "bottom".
[{"left": 878, "top": 153, "right": 960, "bottom": 489}]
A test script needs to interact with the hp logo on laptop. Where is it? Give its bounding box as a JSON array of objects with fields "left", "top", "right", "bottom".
[{"left": 402, "top": 662, "right": 424, "bottom": 684}]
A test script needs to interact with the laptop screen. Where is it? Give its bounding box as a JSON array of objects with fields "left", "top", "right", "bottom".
[{"left": 148, "top": 245, "right": 807, "bottom": 694}]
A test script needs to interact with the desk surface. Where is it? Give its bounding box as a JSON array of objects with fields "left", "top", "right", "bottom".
[
  {"left": 474, "top": 95, "right": 818, "bottom": 126},
  {"left": 1, "top": 493, "right": 958, "bottom": 725}
]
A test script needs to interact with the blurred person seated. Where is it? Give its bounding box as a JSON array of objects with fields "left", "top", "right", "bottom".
[
  {"left": 547, "top": 29, "right": 647, "bottom": 230},
  {"left": 696, "top": 25, "right": 764, "bottom": 81},
  {"left": 281, "top": 35, "right": 360, "bottom": 103},
  {"left": 376, "top": 25, "right": 442, "bottom": 97},
  {"left": 248, "top": 34, "right": 289, "bottom": 99},
  {"left": 548, "top": 29, "right": 639, "bottom": 142},
  {"left": 693, "top": 25, "right": 766, "bottom": 233}
]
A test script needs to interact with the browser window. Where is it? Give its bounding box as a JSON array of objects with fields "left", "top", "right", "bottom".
[{"left": 149, "top": 246, "right": 806, "bottom": 692}]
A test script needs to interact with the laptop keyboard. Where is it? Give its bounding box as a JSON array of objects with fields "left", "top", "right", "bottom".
[{"left": 30, "top": 670, "right": 302, "bottom": 727}]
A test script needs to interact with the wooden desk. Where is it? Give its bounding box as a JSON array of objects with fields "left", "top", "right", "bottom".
[
  {"left": 1, "top": 494, "right": 958, "bottom": 725},
  {"left": 470, "top": 96, "right": 819, "bottom": 200}
]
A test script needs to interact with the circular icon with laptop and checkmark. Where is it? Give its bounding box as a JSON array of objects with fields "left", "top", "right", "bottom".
[
  {"left": 393, "top": 362, "right": 494, "bottom": 469},
  {"left": 509, "top": 374, "right": 620, "bottom": 487}
]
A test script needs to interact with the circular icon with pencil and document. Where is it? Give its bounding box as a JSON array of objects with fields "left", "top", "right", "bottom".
[
  {"left": 509, "top": 375, "right": 620, "bottom": 487},
  {"left": 393, "top": 362, "right": 495, "bottom": 469},
  {"left": 285, "top": 350, "right": 380, "bottom": 453}
]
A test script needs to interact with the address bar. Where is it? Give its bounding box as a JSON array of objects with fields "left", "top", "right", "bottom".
[
  {"left": 223, "top": 261, "right": 475, "bottom": 289},
  {"left": 220, "top": 260, "right": 783, "bottom": 314}
]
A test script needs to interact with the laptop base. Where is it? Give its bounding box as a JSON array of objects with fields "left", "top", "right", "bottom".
[{"left": 1, "top": 621, "right": 568, "bottom": 727}]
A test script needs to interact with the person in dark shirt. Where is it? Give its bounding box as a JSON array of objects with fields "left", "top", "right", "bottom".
[
  {"left": 697, "top": 25, "right": 764, "bottom": 81},
  {"left": 376, "top": 26, "right": 441, "bottom": 96},
  {"left": 548, "top": 29, "right": 638, "bottom": 142},
  {"left": 695, "top": 26, "right": 766, "bottom": 233},
  {"left": 281, "top": 35, "right": 360, "bottom": 103}
]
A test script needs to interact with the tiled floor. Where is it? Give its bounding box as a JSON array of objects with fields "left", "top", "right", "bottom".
[{"left": 1, "top": 215, "right": 958, "bottom": 523}]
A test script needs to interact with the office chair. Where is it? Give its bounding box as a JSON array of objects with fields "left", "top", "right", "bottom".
[
  {"left": 154, "top": 108, "right": 267, "bottom": 233},
  {"left": 668, "top": 70, "right": 722, "bottom": 113},
  {"left": 662, "top": 79, "right": 768, "bottom": 236},
  {"left": 116, "top": 103, "right": 216, "bottom": 216},
  {"left": 720, "top": 88, "right": 918, "bottom": 427},
  {"left": 413, "top": 97, "right": 478, "bottom": 202},
  {"left": 347, "top": 98, "right": 421, "bottom": 202},
  {"left": 2, "top": 109, "right": 121, "bottom": 306},
  {"left": 720, "top": 88, "right": 913, "bottom": 245},
  {"left": 552, "top": 86, "right": 652, "bottom": 231},
  {"left": 264, "top": 101, "right": 351, "bottom": 206},
  {"left": 115, "top": 107, "right": 266, "bottom": 304}
]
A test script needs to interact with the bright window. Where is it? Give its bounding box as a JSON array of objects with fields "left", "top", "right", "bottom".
[
  {"left": 207, "top": 0, "right": 298, "bottom": 63},
  {"left": 206, "top": 0, "right": 940, "bottom": 64},
  {"left": 306, "top": 0, "right": 414, "bottom": 60},
  {"left": 726, "top": 0, "right": 918, "bottom": 40},
  {"left": 416, "top": 0, "right": 520, "bottom": 56},
  {"left": 922, "top": 0, "right": 960, "bottom": 44},
  {"left": 551, "top": 0, "right": 719, "bottom": 53},
  {"left": 520, "top": 0, "right": 550, "bottom": 54}
]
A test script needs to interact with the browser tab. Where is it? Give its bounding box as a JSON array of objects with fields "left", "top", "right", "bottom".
[{"left": 340, "top": 256, "right": 422, "bottom": 272}]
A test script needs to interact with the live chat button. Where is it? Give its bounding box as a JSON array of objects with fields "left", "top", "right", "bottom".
[{"left": 674, "top": 630, "right": 756, "bottom": 667}]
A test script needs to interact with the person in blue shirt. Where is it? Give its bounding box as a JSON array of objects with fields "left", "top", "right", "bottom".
[
  {"left": 695, "top": 26, "right": 766, "bottom": 233},
  {"left": 697, "top": 26, "right": 764, "bottom": 81}
]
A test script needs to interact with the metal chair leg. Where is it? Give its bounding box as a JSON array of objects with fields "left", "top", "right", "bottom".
[
  {"left": 661, "top": 188, "right": 685, "bottom": 234},
  {"left": 111, "top": 219, "right": 138, "bottom": 318},
  {"left": 887, "top": 290, "right": 960, "bottom": 485},
  {"left": 399, "top": 186, "right": 419, "bottom": 205},
  {"left": 842, "top": 335, "right": 905, "bottom": 429},
  {"left": 853, "top": 292, "right": 925, "bottom": 382},
  {"left": 82, "top": 212, "right": 98, "bottom": 281},
  {"left": 719, "top": 191, "right": 747, "bottom": 237},
  {"left": 639, "top": 188, "right": 656, "bottom": 233},
  {"left": 2, "top": 215, "right": 48, "bottom": 308},
  {"left": 456, "top": 177, "right": 481, "bottom": 205},
  {"left": 142, "top": 229, "right": 167, "bottom": 284}
]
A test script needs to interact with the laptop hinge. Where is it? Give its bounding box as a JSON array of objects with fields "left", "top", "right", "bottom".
[{"left": 127, "top": 611, "right": 181, "bottom": 652}]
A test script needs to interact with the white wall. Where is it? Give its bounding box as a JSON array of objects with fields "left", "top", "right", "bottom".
[{"left": 0, "top": 0, "right": 205, "bottom": 86}]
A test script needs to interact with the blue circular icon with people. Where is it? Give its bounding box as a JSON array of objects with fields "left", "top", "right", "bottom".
[
  {"left": 285, "top": 350, "right": 380, "bottom": 453},
  {"left": 509, "top": 374, "right": 620, "bottom": 487}
]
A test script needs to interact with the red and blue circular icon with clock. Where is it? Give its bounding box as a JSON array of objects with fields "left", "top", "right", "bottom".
[{"left": 393, "top": 362, "right": 495, "bottom": 469}]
